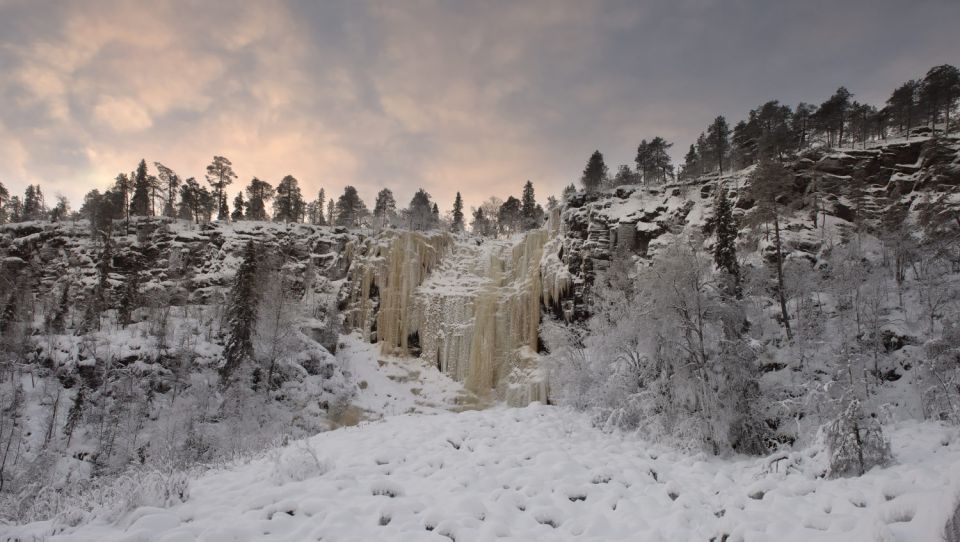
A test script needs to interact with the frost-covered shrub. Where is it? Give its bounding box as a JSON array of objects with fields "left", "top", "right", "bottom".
[
  {"left": 823, "top": 399, "right": 892, "bottom": 478},
  {"left": 545, "top": 242, "right": 770, "bottom": 455},
  {"left": 17, "top": 467, "right": 190, "bottom": 526},
  {"left": 269, "top": 441, "right": 330, "bottom": 484},
  {"left": 921, "top": 319, "right": 960, "bottom": 424}
]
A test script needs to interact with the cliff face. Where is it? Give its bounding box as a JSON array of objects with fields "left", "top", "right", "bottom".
[{"left": 548, "top": 135, "right": 960, "bottom": 321}]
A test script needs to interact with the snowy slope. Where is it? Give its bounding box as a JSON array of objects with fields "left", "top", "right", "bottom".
[{"left": 7, "top": 404, "right": 960, "bottom": 542}]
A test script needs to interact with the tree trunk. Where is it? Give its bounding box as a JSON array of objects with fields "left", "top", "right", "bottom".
[{"left": 773, "top": 213, "right": 793, "bottom": 340}]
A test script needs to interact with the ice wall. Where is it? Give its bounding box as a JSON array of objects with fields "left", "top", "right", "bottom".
[{"left": 347, "top": 217, "right": 570, "bottom": 406}]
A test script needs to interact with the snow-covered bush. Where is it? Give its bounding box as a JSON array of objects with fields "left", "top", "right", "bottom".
[
  {"left": 823, "top": 398, "right": 892, "bottom": 478},
  {"left": 545, "top": 241, "right": 770, "bottom": 455},
  {"left": 921, "top": 318, "right": 960, "bottom": 424},
  {"left": 269, "top": 441, "right": 330, "bottom": 484},
  {"left": 16, "top": 466, "right": 189, "bottom": 526}
]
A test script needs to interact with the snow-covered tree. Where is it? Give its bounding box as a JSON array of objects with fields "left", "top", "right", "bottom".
[{"left": 220, "top": 241, "right": 261, "bottom": 386}]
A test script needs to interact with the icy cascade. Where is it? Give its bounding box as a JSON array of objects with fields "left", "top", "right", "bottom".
[
  {"left": 347, "top": 215, "right": 571, "bottom": 405},
  {"left": 345, "top": 230, "right": 452, "bottom": 352}
]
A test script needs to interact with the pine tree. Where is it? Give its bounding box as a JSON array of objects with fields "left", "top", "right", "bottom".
[
  {"left": 154, "top": 162, "right": 181, "bottom": 218},
  {"left": 755, "top": 101, "right": 793, "bottom": 161},
  {"left": 431, "top": 203, "right": 440, "bottom": 228},
  {"left": 451, "top": 192, "right": 465, "bottom": 233},
  {"left": 335, "top": 185, "right": 368, "bottom": 228},
  {"left": 221, "top": 241, "right": 260, "bottom": 386},
  {"left": 64, "top": 386, "right": 85, "bottom": 447},
  {"left": 244, "top": 178, "right": 274, "bottom": 221},
  {"left": 406, "top": 189, "right": 434, "bottom": 231},
  {"left": 635, "top": 140, "right": 650, "bottom": 184},
  {"left": 707, "top": 116, "right": 730, "bottom": 175},
  {"left": 6, "top": 195, "right": 23, "bottom": 222},
  {"left": 205, "top": 156, "right": 237, "bottom": 221},
  {"left": 816, "top": 87, "right": 853, "bottom": 147},
  {"left": 0, "top": 181, "right": 8, "bottom": 224},
  {"left": 50, "top": 195, "right": 69, "bottom": 222},
  {"left": 887, "top": 81, "right": 918, "bottom": 137},
  {"left": 273, "top": 175, "right": 305, "bottom": 223},
  {"left": 647, "top": 137, "right": 674, "bottom": 183},
  {"left": 117, "top": 266, "right": 141, "bottom": 328},
  {"left": 497, "top": 196, "right": 522, "bottom": 235},
  {"left": 682, "top": 144, "right": 700, "bottom": 180},
  {"left": 326, "top": 199, "right": 335, "bottom": 226},
  {"left": 130, "top": 159, "right": 151, "bottom": 216},
  {"left": 612, "top": 164, "right": 636, "bottom": 187},
  {"left": 713, "top": 185, "right": 740, "bottom": 294},
  {"left": 920, "top": 64, "right": 960, "bottom": 133},
  {"left": 373, "top": 188, "right": 397, "bottom": 229},
  {"left": 581, "top": 150, "right": 607, "bottom": 192},
  {"left": 794, "top": 102, "right": 815, "bottom": 150},
  {"left": 471, "top": 207, "right": 493, "bottom": 237},
  {"left": 114, "top": 173, "right": 132, "bottom": 225},
  {"left": 747, "top": 158, "right": 793, "bottom": 339}
]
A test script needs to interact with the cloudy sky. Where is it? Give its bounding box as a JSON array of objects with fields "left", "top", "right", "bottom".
[{"left": 1, "top": 0, "right": 958, "bottom": 212}]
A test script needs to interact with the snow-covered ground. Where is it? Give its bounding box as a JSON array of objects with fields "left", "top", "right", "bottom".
[{"left": 6, "top": 403, "right": 960, "bottom": 542}]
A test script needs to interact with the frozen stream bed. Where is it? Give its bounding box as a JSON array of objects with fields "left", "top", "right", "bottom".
[{"left": 8, "top": 403, "right": 960, "bottom": 542}]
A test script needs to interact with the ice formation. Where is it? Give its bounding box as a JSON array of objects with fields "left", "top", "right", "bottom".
[{"left": 347, "top": 213, "right": 571, "bottom": 405}]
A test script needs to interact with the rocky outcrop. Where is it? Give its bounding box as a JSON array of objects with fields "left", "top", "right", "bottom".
[{"left": 545, "top": 136, "right": 960, "bottom": 323}]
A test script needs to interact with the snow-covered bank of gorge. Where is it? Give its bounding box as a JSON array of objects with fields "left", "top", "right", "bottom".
[{"left": 6, "top": 404, "right": 960, "bottom": 542}]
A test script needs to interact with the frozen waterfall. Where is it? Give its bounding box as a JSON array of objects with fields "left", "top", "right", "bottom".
[{"left": 346, "top": 213, "right": 571, "bottom": 406}]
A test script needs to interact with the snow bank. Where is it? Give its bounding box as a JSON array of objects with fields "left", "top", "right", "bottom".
[{"left": 8, "top": 405, "right": 960, "bottom": 541}]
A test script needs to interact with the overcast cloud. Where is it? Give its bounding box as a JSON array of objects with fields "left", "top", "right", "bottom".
[{"left": 1, "top": 0, "right": 958, "bottom": 211}]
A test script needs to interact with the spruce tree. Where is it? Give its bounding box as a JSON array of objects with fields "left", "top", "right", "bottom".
[
  {"left": 520, "top": 181, "right": 542, "bottom": 230},
  {"left": 314, "top": 189, "right": 327, "bottom": 225},
  {"left": 130, "top": 159, "right": 151, "bottom": 216},
  {"left": 581, "top": 150, "right": 607, "bottom": 192},
  {"left": 221, "top": 241, "right": 260, "bottom": 386},
  {"left": 713, "top": 185, "right": 740, "bottom": 294},
  {"left": 451, "top": 192, "right": 465, "bottom": 233},
  {"left": 22, "top": 185, "right": 42, "bottom": 221},
  {"left": 232, "top": 192, "right": 246, "bottom": 221}
]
